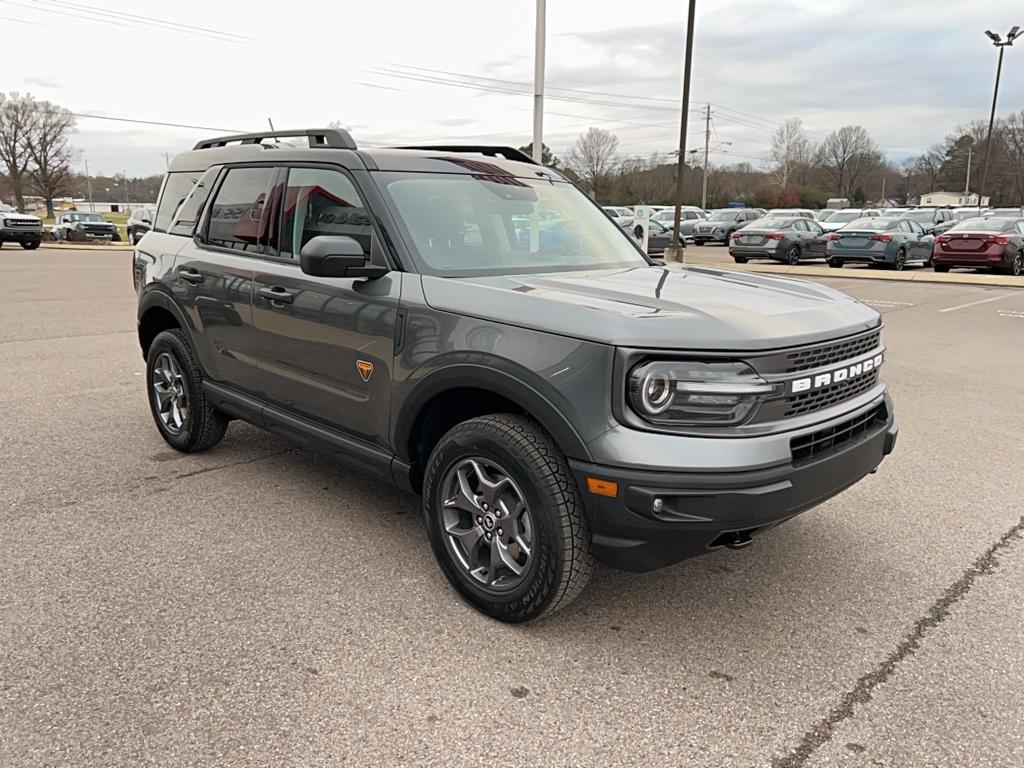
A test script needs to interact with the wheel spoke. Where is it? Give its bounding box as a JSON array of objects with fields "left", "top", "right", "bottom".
[
  {"left": 491, "top": 536, "right": 524, "bottom": 577},
  {"left": 444, "top": 466, "right": 483, "bottom": 513}
]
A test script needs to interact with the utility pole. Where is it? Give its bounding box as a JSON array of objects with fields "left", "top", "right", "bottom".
[
  {"left": 880, "top": 176, "right": 886, "bottom": 206},
  {"left": 123, "top": 169, "right": 129, "bottom": 209},
  {"left": 979, "top": 26, "right": 1020, "bottom": 205},
  {"left": 666, "top": 0, "right": 697, "bottom": 261},
  {"left": 84, "top": 158, "right": 94, "bottom": 213},
  {"left": 161, "top": 152, "right": 172, "bottom": 170},
  {"left": 531, "top": 0, "right": 546, "bottom": 164},
  {"left": 964, "top": 145, "right": 973, "bottom": 198},
  {"left": 701, "top": 104, "right": 711, "bottom": 209}
]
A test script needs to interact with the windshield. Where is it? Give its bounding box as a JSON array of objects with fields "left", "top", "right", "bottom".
[
  {"left": 828, "top": 211, "right": 865, "bottom": 223},
  {"left": 748, "top": 217, "right": 793, "bottom": 229},
  {"left": 953, "top": 209, "right": 984, "bottom": 221},
  {"left": 707, "top": 210, "right": 739, "bottom": 222},
  {"left": 379, "top": 173, "right": 648, "bottom": 276},
  {"left": 68, "top": 213, "right": 103, "bottom": 222},
  {"left": 0, "top": 203, "right": 15, "bottom": 213},
  {"left": 950, "top": 218, "right": 1008, "bottom": 232},
  {"left": 901, "top": 210, "right": 937, "bottom": 223},
  {"left": 816, "top": 210, "right": 836, "bottom": 221}
]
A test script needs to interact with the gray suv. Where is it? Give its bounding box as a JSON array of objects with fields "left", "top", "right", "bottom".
[{"left": 134, "top": 129, "right": 898, "bottom": 622}]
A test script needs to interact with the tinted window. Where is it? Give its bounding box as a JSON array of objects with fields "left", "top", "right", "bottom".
[
  {"left": 205, "top": 167, "right": 274, "bottom": 253},
  {"left": 155, "top": 172, "right": 201, "bottom": 233},
  {"left": 275, "top": 167, "right": 373, "bottom": 260},
  {"left": 169, "top": 167, "right": 219, "bottom": 237}
]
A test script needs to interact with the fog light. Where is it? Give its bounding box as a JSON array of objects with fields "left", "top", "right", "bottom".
[{"left": 652, "top": 498, "right": 664, "bottom": 514}]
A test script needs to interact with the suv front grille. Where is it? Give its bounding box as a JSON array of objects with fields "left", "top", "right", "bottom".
[
  {"left": 784, "top": 330, "right": 881, "bottom": 373},
  {"left": 6, "top": 219, "right": 40, "bottom": 229},
  {"left": 790, "top": 403, "right": 887, "bottom": 465},
  {"left": 784, "top": 369, "right": 879, "bottom": 417}
]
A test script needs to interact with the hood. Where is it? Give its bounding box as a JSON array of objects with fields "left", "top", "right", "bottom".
[
  {"left": 421, "top": 265, "right": 880, "bottom": 351},
  {"left": 1, "top": 211, "right": 41, "bottom": 223}
]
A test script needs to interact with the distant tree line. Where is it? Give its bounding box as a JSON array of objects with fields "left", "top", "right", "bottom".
[{"left": 541, "top": 111, "right": 1024, "bottom": 209}]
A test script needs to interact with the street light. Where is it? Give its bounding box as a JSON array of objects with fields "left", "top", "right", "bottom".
[{"left": 978, "top": 26, "right": 1021, "bottom": 205}]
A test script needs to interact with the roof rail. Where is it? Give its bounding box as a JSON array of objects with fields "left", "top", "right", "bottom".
[
  {"left": 193, "top": 128, "right": 356, "bottom": 151},
  {"left": 396, "top": 145, "right": 538, "bottom": 165}
]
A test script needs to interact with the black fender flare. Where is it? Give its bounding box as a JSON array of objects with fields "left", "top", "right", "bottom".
[
  {"left": 393, "top": 362, "right": 593, "bottom": 464},
  {"left": 137, "top": 287, "right": 194, "bottom": 356}
]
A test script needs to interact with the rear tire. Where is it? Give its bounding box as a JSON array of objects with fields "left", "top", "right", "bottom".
[
  {"left": 785, "top": 245, "right": 801, "bottom": 265},
  {"left": 934, "top": 264, "right": 950, "bottom": 273},
  {"left": 146, "top": 329, "right": 228, "bottom": 453},
  {"left": 733, "top": 256, "right": 748, "bottom": 264},
  {"left": 1009, "top": 251, "right": 1023, "bottom": 276},
  {"left": 422, "top": 414, "right": 594, "bottom": 623},
  {"left": 827, "top": 258, "right": 843, "bottom": 268},
  {"left": 893, "top": 248, "right": 907, "bottom": 271}
]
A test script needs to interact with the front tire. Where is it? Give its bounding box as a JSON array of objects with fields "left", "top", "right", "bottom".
[
  {"left": 146, "top": 329, "right": 228, "bottom": 452},
  {"left": 423, "top": 414, "right": 594, "bottom": 623},
  {"left": 21, "top": 240, "right": 40, "bottom": 250}
]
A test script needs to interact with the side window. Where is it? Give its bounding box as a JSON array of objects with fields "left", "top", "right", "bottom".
[
  {"left": 204, "top": 167, "right": 275, "bottom": 253},
  {"left": 169, "top": 167, "right": 219, "bottom": 237},
  {"left": 276, "top": 167, "right": 373, "bottom": 261},
  {"left": 154, "top": 172, "right": 202, "bottom": 233},
  {"left": 1017, "top": 221, "right": 1024, "bottom": 234},
  {"left": 685, "top": 211, "right": 699, "bottom": 220},
  {"left": 897, "top": 221, "right": 910, "bottom": 233},
  {"left": 792, "top": 219, "right": 807, "bottom": 231}
]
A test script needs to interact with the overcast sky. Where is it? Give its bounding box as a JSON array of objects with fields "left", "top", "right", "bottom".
[{"left": 4, "top": 0, "right": 1022, "bottom": 178}]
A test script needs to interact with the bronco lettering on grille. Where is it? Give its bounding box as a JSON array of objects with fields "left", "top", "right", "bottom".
[{"left": 791, "top": 352, "right": 883, "bottom": 394}]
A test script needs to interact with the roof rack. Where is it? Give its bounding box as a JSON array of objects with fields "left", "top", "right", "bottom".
[
  {"left": 193, "top": 128, "right": 356, "bottom": 151},
  {"left": 396, "top": 145, "right": 538, "bottom": 165}
]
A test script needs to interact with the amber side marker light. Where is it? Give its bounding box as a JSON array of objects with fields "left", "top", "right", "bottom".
[{"left": 586, "top": 477, "right": 619, "bottom": 497}]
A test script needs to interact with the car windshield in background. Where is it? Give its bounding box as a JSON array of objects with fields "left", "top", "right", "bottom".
[
  {"left": 816, "top": 210, "right": 836, "bottom": 221},
  {"left": 706, "top": 211, "right": 739, "bottom": 222},
  {"left": 748, "top": 217, "right": 792, "bottom": 229},
  {"left": 828, "top": 211, "right": 863, "bottom": 223},
  {"left": 950, "top": 218, "right": 1010, "bottom": 232},
  {"left": 380, "top": 174, "right": 647, "bottom": 276},
  {"left": 0, "top": 203, "right": 15, "bottom": 212},
  {"left": 901, "top": 211, "right": 939, "bottom": 223},
  {"left": 953, "top": 210, "right": 984, "bottom": 220},
  {"left": 68, "top": 213, "right": 103, "bottom": 222}
]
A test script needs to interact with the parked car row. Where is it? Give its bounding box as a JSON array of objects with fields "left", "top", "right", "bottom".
[{"left": 727, "top": 211, "right": 1024, "bottom": 274}]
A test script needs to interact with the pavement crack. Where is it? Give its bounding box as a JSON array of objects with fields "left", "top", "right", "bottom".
[
  {"left": 173, "top": 448, "right": 297, "bottom": 480},
  {"left": 771, "top": 515, "right": 1024, "bottom": 768}
]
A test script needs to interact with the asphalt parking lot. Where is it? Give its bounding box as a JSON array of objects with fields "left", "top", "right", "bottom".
[{"left": 3, "top": 248, "right": 1023, "bottom": 767}]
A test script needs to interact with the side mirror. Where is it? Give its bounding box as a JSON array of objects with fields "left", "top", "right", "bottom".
[{"left": 299, "top": 235, "right": 387, "bottom": 279}]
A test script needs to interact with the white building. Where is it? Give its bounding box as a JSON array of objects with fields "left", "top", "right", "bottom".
[{"left": 918, "top": 191, "right": 990, "bottom": 207}]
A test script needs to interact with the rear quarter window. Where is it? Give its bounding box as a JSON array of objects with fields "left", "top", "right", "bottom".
[{"left": 154, "top": 172, "right": 202, "bottom": 233}]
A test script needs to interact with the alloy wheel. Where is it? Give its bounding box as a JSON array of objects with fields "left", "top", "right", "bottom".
[
  {"left": 895, "top": 249, "right": 906, "bottom": 271},
  {"left": 151, "top": 352, "right": 189, "bottom": 434},
  {"left": 440, "top": 457, "right": 534, "bottom": 592},
  {"left": 1013, "top": 252, "right": 1023, "bottom": 276}
]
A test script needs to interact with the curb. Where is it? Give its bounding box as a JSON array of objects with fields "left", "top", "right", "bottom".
[
  {"left": 37, "top": 242, "right": 134, "bottom": 251},
  {"left": 674, "top": 258, "right": 1024, "bottom": 288}
]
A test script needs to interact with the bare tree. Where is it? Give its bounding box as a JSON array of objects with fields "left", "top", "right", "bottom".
[
  {"left": 0, "top": 92, "right": 36, "bottom": 211},
  {"left": 816, "top": 125, "right": 883, "bottom": 198},
  {"left": 915, "top": 144, "right": 945, "bottom": 193},
  {"left": 565, "top": 127, "right": 619, "bottom": 198},
  {"left": 25, "top": 101, "right": 75, "bottom": 218},
  {"left": 768, "top": 118, "right": 808, "bottom": 191}
]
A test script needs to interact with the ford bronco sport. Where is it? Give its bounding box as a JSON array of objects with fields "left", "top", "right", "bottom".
[{"left": 134, "top": 128, "right": 898, "bottom": 623}]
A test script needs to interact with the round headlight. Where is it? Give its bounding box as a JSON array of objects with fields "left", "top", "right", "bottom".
[{"left": 641, "top": 373, "right": 674, "bottom": 414}]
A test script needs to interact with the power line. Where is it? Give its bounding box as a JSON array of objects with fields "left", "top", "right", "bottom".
[
  {"left": 7, "top": 0, "right": 250, "bottom": 41},
  {"left": 72, "top": 112, "right": 243, "bottom": 132}
]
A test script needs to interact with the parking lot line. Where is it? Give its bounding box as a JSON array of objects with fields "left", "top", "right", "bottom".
[{"left": 938, "top": 293, "right": 1015, "bottom": 313}]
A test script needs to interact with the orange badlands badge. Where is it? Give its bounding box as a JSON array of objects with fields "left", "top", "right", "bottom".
[{"left": 356, "top": 360, "right": 374, "bottom": 382}]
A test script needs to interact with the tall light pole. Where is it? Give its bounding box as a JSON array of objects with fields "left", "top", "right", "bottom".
[
  {"left": 667, "top": 0, "right": 697, "bottom": 261},
  {"left": 531, "top": 0, "right": 546, "bottom": 164},
  {"left": 978, "top": 26, "right": 1020, "bottom": 205}
]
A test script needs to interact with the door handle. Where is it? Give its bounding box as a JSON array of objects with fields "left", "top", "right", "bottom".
[
  {"left": 178, "top": 268, "right": 203, "bottom": 284},
  {"left": 258, "top": 286, "right": 294, "bottom": 304}
]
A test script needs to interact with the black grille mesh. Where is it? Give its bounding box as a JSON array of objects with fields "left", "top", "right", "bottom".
[
  {"left": 784, "top": 370, "right": 880, "bottom": 417},
  {"left": 791, "top": 404, "right": 887, "bottom": 465},
  {"left": 784, "top": 330, "right": 881, "bottom": 373}
]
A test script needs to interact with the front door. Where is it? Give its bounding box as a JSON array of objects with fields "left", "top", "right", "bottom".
[{"left": 248, "top": 165, "right": 400, "bottom": 448}]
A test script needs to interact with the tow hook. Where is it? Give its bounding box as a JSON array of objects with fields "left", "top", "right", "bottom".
[{"left": 719, "top": 530, "right": 754, "bottom": 550}]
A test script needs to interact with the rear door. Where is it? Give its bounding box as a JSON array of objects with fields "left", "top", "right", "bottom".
[
  {"left": 802, "top": 219, "right": 827, "bottom": 255},
  {"left": 174, "top": 165, "right": 274, "bottom": 391},
  {"left": 248, "top": 164, "right": 400, "bottom": 447},
  {"left": 903, "top": 220, "right": 931, "bottom": 260}
]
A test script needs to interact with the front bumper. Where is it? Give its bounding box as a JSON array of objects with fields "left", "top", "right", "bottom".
[
  {"left": 570, "top": 395, "right": 897, "bottom": 572},
  {"left": 693, "top": 228, "right": 727, "bottom": 243},
  {"left": 0, "top": 226, "right": 42, "bottom": 243}
]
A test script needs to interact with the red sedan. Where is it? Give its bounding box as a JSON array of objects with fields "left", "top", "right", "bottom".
[{"left": 932, "top": 217, "right": 1024, "bottom": 275}]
